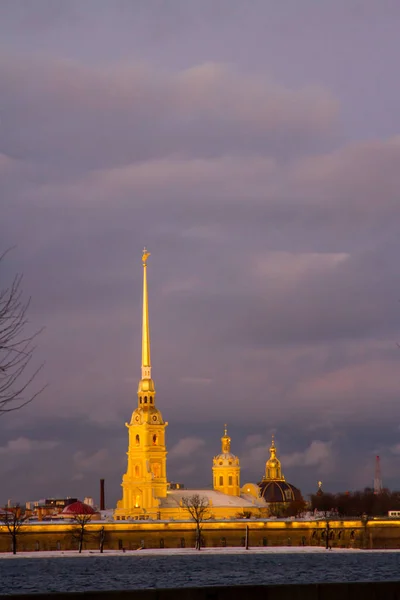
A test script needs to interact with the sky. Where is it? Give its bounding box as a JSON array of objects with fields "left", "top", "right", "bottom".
[{"left": 1, "top": 0, "right": 400, "bottom": 508}]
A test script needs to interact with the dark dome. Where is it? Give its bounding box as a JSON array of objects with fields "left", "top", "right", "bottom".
[
  {"left": 62, "top": 501, "right": 95, "bottom": 515},
  {"left": 258, "top": 480, "right": 302, "bottom": 503}
]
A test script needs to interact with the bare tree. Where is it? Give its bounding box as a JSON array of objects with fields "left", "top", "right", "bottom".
[
  {"left": 69, "top": 514, "right": 93, "bottom": 553},
  {"left": 0, "top": 249, "right": 45, "bottom": 415},
  {"left": 0, "top": 505, "right": 28, "bottom": 554},
  {"left": 181, "top": 494, "right": 209, "bottom": 550}
]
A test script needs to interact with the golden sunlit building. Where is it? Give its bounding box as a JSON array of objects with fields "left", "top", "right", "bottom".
[{"left": 114, "top": 250, "right": 302, "bottom": 521}]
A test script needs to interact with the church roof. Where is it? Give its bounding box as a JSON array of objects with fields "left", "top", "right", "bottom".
[
  {"left": 258, "top": 480, "right": 302, "bottom": 503},
  {"left": 62, "top": 501, "right": 95, "bottom": 515}
]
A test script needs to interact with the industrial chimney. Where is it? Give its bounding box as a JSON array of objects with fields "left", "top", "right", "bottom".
[{"left": 100, "top": 478, "right": 105, "bottom": 511}]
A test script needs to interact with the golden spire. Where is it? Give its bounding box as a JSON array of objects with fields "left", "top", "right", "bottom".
[
  {"left": 265, "top": 435, "right": 284, "bottom": 481},
  {"left": 137, "top": 248, "right": 155, "bottom": 397},
  {"left": 221, "top": 424, "right": 231, "bottom": 454},
  {"left": 141, "top": 247, "right": 151, "bottom": 379}
]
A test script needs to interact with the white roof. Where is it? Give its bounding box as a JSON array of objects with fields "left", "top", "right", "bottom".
[{"left": 160, "top": 489, "right": 265, "bottom": 509}]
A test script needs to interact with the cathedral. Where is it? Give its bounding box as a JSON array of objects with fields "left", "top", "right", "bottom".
[{"left": 114, "top": 250, "right": 302, "bottom": 521}]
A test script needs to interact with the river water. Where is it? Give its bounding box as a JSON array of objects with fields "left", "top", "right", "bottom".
[{"left": 1, "top": 549, "right": 400, "bottom": 595}]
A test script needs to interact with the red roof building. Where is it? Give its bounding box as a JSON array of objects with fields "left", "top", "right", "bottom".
[{"left": 61, "top": 501, "right": 96, "bottom": 516}]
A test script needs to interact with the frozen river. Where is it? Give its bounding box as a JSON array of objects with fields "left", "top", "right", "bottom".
[{"left": 1, "top": 547, "right": 400, "bottom": 594}]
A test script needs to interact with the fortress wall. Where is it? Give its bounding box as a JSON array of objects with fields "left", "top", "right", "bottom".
[
  {"left": 1, "top": 519, "right": 399, "bottom": 552},
  {"left": 0, "top": 519, "right": 374, "bottom": 552}
]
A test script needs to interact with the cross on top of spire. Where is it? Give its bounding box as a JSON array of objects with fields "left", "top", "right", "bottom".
[{"left": 142, "top": 247, "right": 151, "bottom": 265}]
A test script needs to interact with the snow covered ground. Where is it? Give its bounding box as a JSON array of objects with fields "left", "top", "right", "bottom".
[{"left": 1, "top": 546, "right": 399, "bottom": 559}]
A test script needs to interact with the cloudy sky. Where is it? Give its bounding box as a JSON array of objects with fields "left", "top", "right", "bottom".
[{"left": 1, "top": 0, "right": 400, "bottom": 507}]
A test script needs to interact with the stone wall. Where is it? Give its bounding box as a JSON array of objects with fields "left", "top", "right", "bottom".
[{"left": 1, "top": 518, "right": 400, "bottom": 552}]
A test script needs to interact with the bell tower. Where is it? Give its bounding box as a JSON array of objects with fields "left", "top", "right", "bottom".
[{"left": 115, "top": 249, "right": 168, "bottom": 519}]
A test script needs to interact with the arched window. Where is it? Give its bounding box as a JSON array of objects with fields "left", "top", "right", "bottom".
[
  {"left": 228, "top": 475, "right": 233, "bottom": 486},
  {"left": 150, "top": 397, "right": 153, "bottom": 404},
  {"left": 219, "top": 476, "right": 223, "bottom": 486},
  {"left": 153, "top": 434, "right": 157, "bottom": 445},
  {"left": 135, "top": 434, "right": 140, "bottom": 446},
  {"left": 144, "top": 396, "right": 148, "bottom": 403},
  {"left": 152, "top": 463, "right": 161, "bottom": 478},
  {"left": 139, "top": 397, "right": 142, "bottom": 404}
]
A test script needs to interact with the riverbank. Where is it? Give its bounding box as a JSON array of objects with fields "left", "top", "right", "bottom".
[{"left": 0, "top": 545, "right": 397, "bottom": 559}]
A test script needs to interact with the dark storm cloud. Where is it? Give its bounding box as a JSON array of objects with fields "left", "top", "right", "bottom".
[{"left": 1, "top": 1, "right": 400, "bottom": 504}]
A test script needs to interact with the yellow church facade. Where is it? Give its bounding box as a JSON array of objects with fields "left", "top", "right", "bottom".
[{"left": 115, "top": 250, "right": 301, "bottom": 521}]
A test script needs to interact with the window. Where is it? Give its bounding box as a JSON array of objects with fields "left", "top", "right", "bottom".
[
  {"left": 153, "top": 434, "right": 157, "bottom": 445},
  {"left": 135, "top": 465, "right": 140, "bottom": 477},
  {"left": 135, "top": 434, "right": 140, "bottom": 446},
  {"left": 219, "top": 476, "right": 223, "bottom": 486},
  {"left": 135, "top": 495, "right": 141, "bottom": 508},
  {"left": 144, "top": 396, "right": 147, "bottom": 403},
  {"left": 284, "top": 489, "right": 293, "bottom": 501},
  {"left": 228, "top": 476, "right": 233, "bottom": 486},
  {"left": 139, "top": 397, "right": 142, "bottom": 404},
  {"left": 150, "top": 397, "right": 153, "bottom": 404}
]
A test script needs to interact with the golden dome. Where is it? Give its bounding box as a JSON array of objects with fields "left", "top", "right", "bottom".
[{"left": 212, "top": 425, "right": 240, "bottom": 466}]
